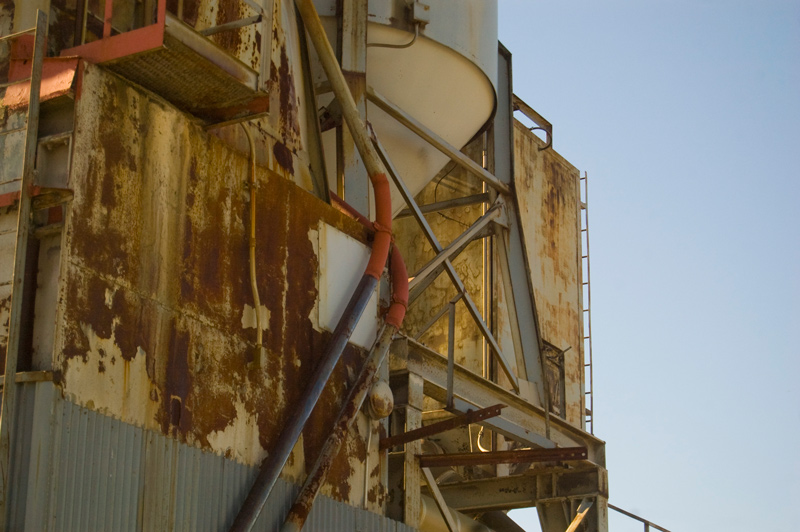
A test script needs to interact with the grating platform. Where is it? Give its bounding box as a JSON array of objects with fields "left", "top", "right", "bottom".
[{"left": 61, "top": 13, "right": 268, "bottom": 123}]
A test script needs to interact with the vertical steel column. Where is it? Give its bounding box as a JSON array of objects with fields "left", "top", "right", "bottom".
[
  {"left": 403, "top": 372, "right": 424, "bottom": 527},
  {"left": 336, "top": 0, "right": 369, "bottom": 213},
  {"left": 446, "top": 302, "right": 456, "bottom": 408},
  {"left": 0, "top": 11, "right": 47, "bottom": 531}
]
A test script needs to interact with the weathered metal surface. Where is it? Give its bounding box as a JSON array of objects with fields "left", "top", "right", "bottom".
[
  {"left": 0, "top": 111, "right": 26, "bottom": 196},
  {"left": 397, "top": 338, "right": 606, "bottom": 465},
  {"left": 55, "top": 62, "right": 374, "bottom": 498},
  {"left": 49, "top": 0, "right": 317, "bottom": 197},
  {"left": 0, "top": 13, "right": 46, "bottom": 527},
  {"left": 434, "top": 463, "right": 607, "bottom": 513},
  {"left": 390, "top": 138, "right": 491, "bottom": 381},
  {"left": 513, "top": 119, "right": 584, "bottom": 426},
  {"left": 418, "top": 446, "right": 587, "bottom": 468},
  {"left": 2, "top": 57, "right": 78, "bottom": 109},
  {"left": 0, "top": 207, "right": 16, "bottom": 371},
  {"left": 380, "top": 403, "right": 504, "bottom": 451},
  {"left": 4, "top": 382, "right": 419, "bottom": 531},
  {"left": 280, "top": 324, "right": 396, "bottom": 532}
]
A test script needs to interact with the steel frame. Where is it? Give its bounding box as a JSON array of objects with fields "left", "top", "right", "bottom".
[
  {"left": 380, "top": 404, "right": 504, "bottom": 450},
  {"left": 370, "top": 130, "right": 520, "bottom": 392},
  {"left": 0, "top": 11, "right": 48, "bottom": 531}
]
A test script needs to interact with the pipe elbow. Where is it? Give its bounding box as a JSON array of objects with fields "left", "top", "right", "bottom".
[
  {"left": 385, "top": 244, "right": 408, "bottom": 328},
  {"left": 365, "top": 230, "right": 391, "bottom": 280}
]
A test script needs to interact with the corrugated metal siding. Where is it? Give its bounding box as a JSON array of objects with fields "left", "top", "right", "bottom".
[{"left": 6, "top": 382, "right": 417, "bottom": 532}]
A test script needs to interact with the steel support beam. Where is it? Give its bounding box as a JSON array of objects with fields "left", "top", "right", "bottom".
[
  {"left": 431, "top": 465, "right": 606, "bottom": 513},
  {"left": 337, "top": 0, "right": 369, "bottom": 212},
  {"left": 403, "top": 372, "right": 424, "bottom": 527},
  {"left": 413, "top": 293, "right": 461, "bottom": 341},
  {"left": 397, "top": 338, "right": 606, "bottom": 465},
  {"left": 0, "top": 12, "right": 47, "bottom": 531},
  {"left": 565, "top": 498, "right": 593, "bottom": 532},
  {"left": 609, "top": 505, "right": 671, "bottom": 532},
  {"left": 418, "top": 447, "right": 587, "bottom": 468},
  {"left": 371, "top": 132, "right": 519, "bottom": 392},
  {"left": 420, "top": 467, "right": 458, "bottom": 532},
  {"left": 394, "top": 193, "right": 490, "bottom": 220},
  {"left": 367, "top": 87, "right": 511, "bottom": 195},
  {"left": 380, "top": 404, "right": 504, "bottom": 450},
  {"left": 408, "top": 201, "right": 502, "bottom": 302}
]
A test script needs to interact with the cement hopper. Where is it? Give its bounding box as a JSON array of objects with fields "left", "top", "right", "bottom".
[{"left": 312, "top": 0, "right": 498, "bottom": 216}]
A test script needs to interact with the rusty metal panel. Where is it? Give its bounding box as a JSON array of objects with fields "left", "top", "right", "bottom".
[
  {"left": 513, "top": 120, "right": 583, "bottom": 426},
  {"left": 52, "top": 60, "right": 379, "bottom": 506}
]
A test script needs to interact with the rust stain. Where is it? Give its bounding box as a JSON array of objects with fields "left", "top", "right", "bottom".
[
  {"left": 272, "top": 43, "right": 301, "bottom": 144},
  {"left": 47, "top": 4, "right": 78, "bottom": 55},
  {"left": 0, "top": 294, "right": 9, "bottom": 374},
  {"left": 160, "top": 319, "right": 193, "bottom": 437},
  {"left": 272, "top": 140, "right": 294, "bottom": 173},
  {"left": 182, "top": 0, "right": 200, "bottom": 27},
  {"left": 214, "top": 0, "right": 243, "bottom": 52},
  {"left": 59, "top": 64, "right": 380, "bottom": 485}
]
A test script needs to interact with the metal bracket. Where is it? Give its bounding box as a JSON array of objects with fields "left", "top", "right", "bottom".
[
  {"left": 380, "top": 403, "right": 505, "bottom": 450},
  {"left": 417, "top": 446, "right": 587, "bottom": 468}
]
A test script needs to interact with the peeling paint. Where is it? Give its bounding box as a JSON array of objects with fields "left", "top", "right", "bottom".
[
  {"left": 514, "top": 120, "right": 584, "bottom": 426},
  {"left": 54, "top": 64, "right": 374, "bottom": 487}
]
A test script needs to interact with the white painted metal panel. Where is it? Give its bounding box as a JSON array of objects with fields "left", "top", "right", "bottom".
[{"left": 318, "top": 222, "right": 380, "bottom": 350}]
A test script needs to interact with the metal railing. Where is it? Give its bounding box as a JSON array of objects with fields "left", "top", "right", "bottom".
[
  {"left": 609, "top": 504, "right": 672, "bottom": 532},
  {"left": 74, "top": 0, "right": 272, "bottom": 91}
]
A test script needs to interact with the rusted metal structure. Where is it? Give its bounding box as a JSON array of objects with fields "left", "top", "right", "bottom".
[{"left": 0, "top": 1, "right": 619, "bottom": 531}]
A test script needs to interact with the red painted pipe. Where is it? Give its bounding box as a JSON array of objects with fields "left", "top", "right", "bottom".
[{"left": 332, "top": 192, "right": 407, "bottom": 328}]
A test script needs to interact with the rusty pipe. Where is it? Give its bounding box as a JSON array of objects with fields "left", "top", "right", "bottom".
[
  {"left": 294, "top": 0, "right": 393, "bottom": 281},
  {"left": 294, "top": 0, "right": 387, "bottom": 192},
  {"left": 331, "top": 191, "right": 408, "bottom": 328},
  {"left": 279, "top": 324, "right": 396, "bottom": 532},
  {"left": 240, "top": 123, "right": 264, "bottom": 366},
  {"left": 229, "top": 3, "right": 399, "bottom": 529},
  {"left": 278, "top": 200, "right": 408, "bottom": 532},
  {"left": 229, "top": 274, "right": 377, "bottom": 532}
]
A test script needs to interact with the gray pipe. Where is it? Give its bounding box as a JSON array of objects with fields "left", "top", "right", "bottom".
[{"left": 228, "top": 275, "right": 378, "bottom": 532}]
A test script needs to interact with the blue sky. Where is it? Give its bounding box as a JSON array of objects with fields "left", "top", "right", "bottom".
[{"left": 498, "top": 1, "right": 800, "bottom": 530}]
